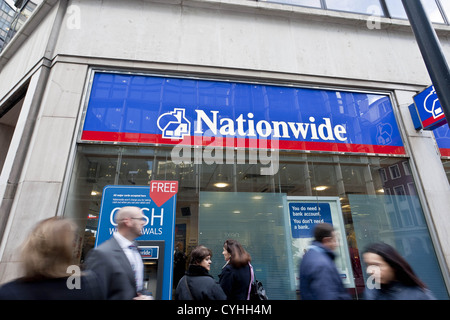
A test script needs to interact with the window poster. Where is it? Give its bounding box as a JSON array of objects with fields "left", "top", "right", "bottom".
[{"left": 286, "top": 196, "right": 355, "bottom": 289}]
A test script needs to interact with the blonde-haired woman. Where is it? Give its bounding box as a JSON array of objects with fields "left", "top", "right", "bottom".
[{"left": 0, "top": 217, "right": 103, "bottom": 299}]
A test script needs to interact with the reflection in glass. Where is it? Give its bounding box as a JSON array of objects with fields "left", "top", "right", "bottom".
[
  {"left": 63, "top": 145, "right": 448, "bottom": 299},
  {"left": 350, "top": 194, "right": 449, "bottom": 299},
  {"left": 199, "top": 192, "right": 296, "bottom": 300}
]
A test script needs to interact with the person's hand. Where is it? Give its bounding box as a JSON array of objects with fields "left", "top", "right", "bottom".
[{"left": 133, "top": 293, "right": 154, "bottom": 300}]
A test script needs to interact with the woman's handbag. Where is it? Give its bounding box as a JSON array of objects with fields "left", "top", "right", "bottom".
[{"left": 248, "top": 263, "right": 268, "bottom": 300}]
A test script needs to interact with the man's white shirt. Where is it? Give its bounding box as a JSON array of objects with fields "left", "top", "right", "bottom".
[{"left": 113, "top": 232, "right": 144, "bottom": 291}]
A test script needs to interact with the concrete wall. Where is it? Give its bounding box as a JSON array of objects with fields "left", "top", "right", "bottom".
[
  {"left": 54, "top": 0, "right": 438, "bottom": 86},
  {"left": 0, "top": 62, "right": 88, "bottom": 281}
]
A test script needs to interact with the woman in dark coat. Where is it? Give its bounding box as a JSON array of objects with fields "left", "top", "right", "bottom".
[
  {"left": 175, "top": 245, "right": 226, "bottom": 300},
  {"left": 219, "top": 239, "right": 252, "bottom": 300},
  {"left": 362, "top": 242, "right": 435, "bottom": 300}
]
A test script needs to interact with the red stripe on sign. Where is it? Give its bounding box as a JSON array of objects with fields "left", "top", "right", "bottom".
[
  {"left": 422, "top": 113, "right": 446, "bottom": 128},
  {"left": 81, "top": 131, "right": 406, "bottom": 155},
  {"left": 439, "top": 148, "right": 450, "bottom": 157}
]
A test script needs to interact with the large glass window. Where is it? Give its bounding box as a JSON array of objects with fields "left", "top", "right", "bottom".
[
  {"left": 260, "top": 0, "right": 450, "bottom": 24},
  {"left": 440, "top": 0, "right": 450, "bottom": 22},
  {"left": 199, "top": 192, "right": 294, "bottom": 299},
  {"left": 421, "top": 0, "right": 446, "bottom": 23},
  {"left": 385, "top": 0, "right": 408, "bottom": 19},
  {"left": 385, "top": 0, "right": 447, "bottom": 23},
  {"left": 262, "top": 0, "right": 322, "bottom": 8},
  {"left": 350, "top": 193, "right": 448, "bottom": 299},
  {"left": 443, "top": 159, "right": 450, "bottom": 183},
  {"left": 63, "top": 144, "right": 449, "bottom": 299},
  {"left": 325, "top": 0, "right": 384, "bottom": 15}
]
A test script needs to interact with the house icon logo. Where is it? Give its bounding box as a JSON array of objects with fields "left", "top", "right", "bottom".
[
  {"left": 423, "top": 87, "right": 444, "bottom": 119},
  {"left": 157, "top": 108, "right": 191, "bottom": 139},
  {"left": 376, "top": 122, "right": 393, "bottom": 145}
]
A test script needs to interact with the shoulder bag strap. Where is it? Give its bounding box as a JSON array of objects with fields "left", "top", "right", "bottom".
[
  {"left": 184, "top": 276, "right": 194, "bottom": 300},
  {"left": 247, "top": 263, "right": 255, "bottom": 300}
]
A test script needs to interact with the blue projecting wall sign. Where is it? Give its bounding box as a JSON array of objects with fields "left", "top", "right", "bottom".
[{"left": 411, "top": 85, "right": 448, "bottom": 130}]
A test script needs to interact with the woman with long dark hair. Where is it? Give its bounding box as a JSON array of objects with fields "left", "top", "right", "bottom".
[
  {"left": 362, "top": 242, "right": 435, "bottom": 300},
  {"left": 219, "top": 239, "right": 252, "bottom": 300}
]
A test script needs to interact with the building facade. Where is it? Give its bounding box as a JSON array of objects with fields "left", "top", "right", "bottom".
[
  {"left": 0, "top": 0, "right": 450, "bottom": 299},
  {"left": 2, "top": 1, "right": 38, "bottom": 48},
  {"left": 0, "top": 0, "right": 14, "bottom": 51}
]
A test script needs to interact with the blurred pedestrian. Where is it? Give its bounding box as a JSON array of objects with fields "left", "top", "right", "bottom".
[
  {"left": 299, "top": 223, "right": 351, "bottom": 300},
  {"left": 0, "top": 217, "right": 103, "bottom": 300},
  {"left": 85, "top": 206, "right": 152, "bottom": 300},
  {"left": 175, "top": 245, "right": 226, "bottom": 300},
  {"left": 362, "top": 242, "right": 435, "bottom": 300},
  {"left": 173, "top": 241, "right": 187, "bottom": 289},
  {"left": 219, "top": 239, "right": 252, "bottom": 300}
]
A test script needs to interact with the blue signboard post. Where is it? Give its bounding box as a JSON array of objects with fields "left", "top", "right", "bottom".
[
  {"left": 96, "top": 182, "right": 178, "bottom": 300},
  {"left": 411, "top": 85, "right": 448, "bottom": 130}
]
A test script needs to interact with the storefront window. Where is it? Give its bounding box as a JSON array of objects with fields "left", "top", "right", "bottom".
[
  {"left": 62, "top": 71, "right": 449, "bottom": 299},
  {"left": 199, "top": 191, "right": 295, "bottom": 300},
  {"left": 63, "top": 144, "right": 449, "bottom": 299},
  {"left": 350, "top": 194, "right": 448, "bottom": 299}
]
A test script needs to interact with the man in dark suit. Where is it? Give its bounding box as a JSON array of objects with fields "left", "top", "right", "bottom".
[{"left": 86, "top": 206, "right": 152, "bottom": 300}]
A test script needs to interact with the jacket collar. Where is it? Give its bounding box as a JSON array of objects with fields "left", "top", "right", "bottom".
[
  {"left": 310, "top": 241, "right": 336, "bottom": 260},
  {"left": 186, "top": 265, "right": 213, "bottom": 278}
]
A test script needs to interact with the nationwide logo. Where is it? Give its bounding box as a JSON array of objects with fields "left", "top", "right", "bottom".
[
  {"left": 376, "top": 122, "right": 393, "bottom": 145},
  {"left": 157, "top": 108, "right": 191, "bottom": 139},
  {"left": 157, "top": 108, "right": 348, "bottom": 142}
]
